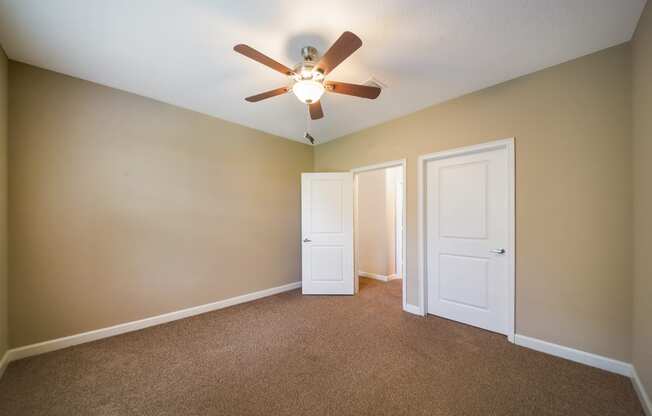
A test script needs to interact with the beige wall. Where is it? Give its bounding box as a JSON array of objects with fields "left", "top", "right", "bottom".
[
  {"left": 0, "top": 46, "right": 8, "bottom": 358},
  {"left": 8, "top": 62, "right": 313, "bottom": 347},
  {"left": 315, "top": 44, "right": 633, "bottom": 361},
  {"left": 632, "top": 2, "right": 652, "bottom": 400}
]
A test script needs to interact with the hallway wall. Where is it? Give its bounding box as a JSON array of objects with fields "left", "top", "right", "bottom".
[
  {"left": 631, "top": 0, "right": 652, "bottom": 402},
  {"left": 357, "top": 169, "right": 395, "bottom": 277}
]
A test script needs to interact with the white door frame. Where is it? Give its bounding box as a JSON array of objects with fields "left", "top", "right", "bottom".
[
  {"left": 351, "top": 159, "right": 408, "bottom": 312},
  {"left": 394, "top": 173, "right": 404, "bottom": 279},
  {"left": 417, "top": 138, "right": 515, "bottom": 342}
]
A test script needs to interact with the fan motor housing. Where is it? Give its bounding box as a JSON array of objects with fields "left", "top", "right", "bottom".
[
  {"left": 293, "top": 47, "right": 325, "bottom": 85},
  {"left": 300, "top": 46, "right": 318, "bottom": 61}
]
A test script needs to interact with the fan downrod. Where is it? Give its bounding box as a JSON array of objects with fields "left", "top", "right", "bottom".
[{"left": 301, "top": 46, "right": 318, "bottom": 61}]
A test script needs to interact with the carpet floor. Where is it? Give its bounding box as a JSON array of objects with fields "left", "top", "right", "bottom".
[{"left": 0, "top": 278, "right": 644, "bottom": 415}]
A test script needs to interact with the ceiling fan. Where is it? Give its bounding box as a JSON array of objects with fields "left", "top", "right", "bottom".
[{"left": 233, "top": 31, "right": 381, "bottom": 120}]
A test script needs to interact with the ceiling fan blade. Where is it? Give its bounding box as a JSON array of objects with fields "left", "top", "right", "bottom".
[
  {"left": 315, "top": 32, "right": 362, "bottom": 76},
  {"left": 325, "top": 81, "right": 381, "bottom": 99},
  {"left": 245, "top": 87, "right": 290, "bottom": 102},
  {"left": 234, "top": 44, "right": 294, "bottom": 76},
  {"left": 309, "top": 101, "right": 324, "bottom": 120}
]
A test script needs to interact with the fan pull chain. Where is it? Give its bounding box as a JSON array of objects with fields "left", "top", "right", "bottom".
[{"left": 304, "top": 111, "right": 315, "bottom": 145}]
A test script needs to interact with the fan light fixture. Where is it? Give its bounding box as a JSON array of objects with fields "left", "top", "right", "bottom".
[
  {"left": 234, "top": 31, "right": 382, "bottom": 121},
  {"left": 292, "top": 80, "right": 325, "bottom": 104}
]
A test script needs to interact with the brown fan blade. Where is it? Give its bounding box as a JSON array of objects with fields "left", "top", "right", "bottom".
[
  {"left": 245, "top": 87, "right": 290, "bottom": 102},
  {"left": 234, "top": 44, "right": 294, "bottom": 76},
  {"left": 308, "top": 101, "right": 324, "bottom": 120},
  {"left": 315, "top": 32, "right": 362, "bottom": 76},
  {"left": 325, "top": 81, "right": 381, "bottom": 99}
]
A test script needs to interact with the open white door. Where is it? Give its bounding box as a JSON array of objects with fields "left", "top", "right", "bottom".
[{"left": 301, "top": 173, "right": 354, "bottom": 295}]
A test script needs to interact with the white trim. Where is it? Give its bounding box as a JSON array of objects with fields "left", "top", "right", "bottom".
[
  {"left": 416, "top": 151, "right": 427, "bottom": 317},
  {"left": 515, "top": 333, "right": 651, "bottom": 413},
  {"left": 351, "top": 159, "right": 408, "bottom": 313},
  {"left": 514, "top": 334, "right": 633, "bottom": 377},
  {"left": 359, "top": 271, "right": 390, "bottom": 282},
  {"left": 633, "top": 367, "right": 652, "bottom": 416},
  {"left": 353, "top": 175, "right": 360, "bottom": 293},
  {"left": 417, "top": 138, "right": 516, "bottom": 336},
  {"left": 1, "top": 281, "right": 301, "bottom": 367},
  {"left": 403, "top": 304, "right": 422, "bottom": 315},
  {"left": 359, "top": 272, "right": 401, "bottom": 282},
  {"left": 350, "top": 159, "right": 406, "bottom": 174},
  {"left": 394, "top": 168, "right": 404, "bottom": 284}
]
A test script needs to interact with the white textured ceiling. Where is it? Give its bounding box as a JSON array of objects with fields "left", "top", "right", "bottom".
[{"left": 0, "top": 0, "right": 646, "bottom": 144}]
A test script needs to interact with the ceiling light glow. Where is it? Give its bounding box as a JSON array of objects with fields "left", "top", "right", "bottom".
[{"left": 292, "top": 80, "right": 325, "bottom": 104}]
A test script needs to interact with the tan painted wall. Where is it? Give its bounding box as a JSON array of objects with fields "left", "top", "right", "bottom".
[
  {"left": 315, "top": 44, "right": 633, "bottom": 361},
  {"left": 8, "top": 62, "right": 313, "bottom": 347},
  {"left": 0, "top": 46, "right": 8, "bottom": 358},
  {"left": 632, "top": 2, "right": 652, "bottom": 400}
]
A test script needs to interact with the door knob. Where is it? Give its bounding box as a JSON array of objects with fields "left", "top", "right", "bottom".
[
  {"left": 490, "top": 248, "right": 506, "bottom": 254},
  {"left": 303, "top": 238, "right": 312, "bottom": 243}
]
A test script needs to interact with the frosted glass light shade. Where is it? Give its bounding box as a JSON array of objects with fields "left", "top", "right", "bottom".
[{"left": 292, "top": 80, "right": 325, "bottom": 104}]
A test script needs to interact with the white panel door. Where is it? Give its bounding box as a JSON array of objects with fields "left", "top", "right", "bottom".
[
  {"left": 301, "top": 173, "right": 354, "bottom": 295},
  {"left": 426, "top": 147, "right": 509, "bottom": 334}
]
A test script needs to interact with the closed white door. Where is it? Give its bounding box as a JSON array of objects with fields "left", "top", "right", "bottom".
[
  {"left": 426, "top": 147, "right": 510, "bottom": 334},
  {"left": 301, "top": 173, "right": 354, "bottom": 295}
]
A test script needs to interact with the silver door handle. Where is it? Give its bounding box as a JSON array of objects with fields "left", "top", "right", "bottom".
[
  {"left": 490, "top": 248, "right": 506, "bottom": 254},
  {"left": 303, "top": 238, "right": 312, "bottom": 243}
]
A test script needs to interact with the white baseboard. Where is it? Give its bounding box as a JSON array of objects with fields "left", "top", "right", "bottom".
[
  {"left": 403, "top": 303, "right": 424, "bottom": 316},
  {"left": 359, "top": 271, "right": 389, "bottom": 282},
  {"left": 3, "top": 284, "right": 649, "bottom": 416},
  {"left": 388, "top": 274, "right": 402, "bottom": 281},
  {"left": 514, "top": 334, "right": 633, "bottom": 377},
  {"left": 2, "top": 281, "right": 302, "bottom": 368},
  {"left": 632, "top": 367, "right": 652, "bottom": 416}
]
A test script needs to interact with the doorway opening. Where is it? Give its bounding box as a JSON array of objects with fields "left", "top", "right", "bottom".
[{"left": 352, "top": 160, "right": 407, "bottom": 311}]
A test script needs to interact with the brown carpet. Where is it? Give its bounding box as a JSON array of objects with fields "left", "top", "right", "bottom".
[{"left": 0, "top": 278, "right": 644, "bottom": 415}]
